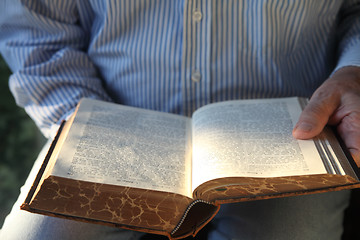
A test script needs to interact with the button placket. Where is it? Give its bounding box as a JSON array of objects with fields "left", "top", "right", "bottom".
[
  {"left": 192, "top": 5, "right": 203, "bottom": 85},
  {"left": 182, "top": 0, "right": 211, "bottom": 115}
]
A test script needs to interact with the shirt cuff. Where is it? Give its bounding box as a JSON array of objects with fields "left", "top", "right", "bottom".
[{"left": 333, "top": 43, "right": 360, "bottom": 74}]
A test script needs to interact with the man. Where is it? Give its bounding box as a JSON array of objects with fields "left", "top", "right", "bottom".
[{"left": 0, "top": 1, "right": 359, "bottom": 239}]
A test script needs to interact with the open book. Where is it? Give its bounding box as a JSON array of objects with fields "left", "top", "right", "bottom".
[{"left": 21, "top": 97, "right": 360, "bottom": 239}]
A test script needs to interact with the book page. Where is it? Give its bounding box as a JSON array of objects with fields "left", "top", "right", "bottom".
[
  {"left": 51, "top": 99, "right": 193, "bottom": 198},
  {"left": 191, "top": 97, "right": 327, "bottom": 191}
]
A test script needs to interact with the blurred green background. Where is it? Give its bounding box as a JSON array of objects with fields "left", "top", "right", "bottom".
[{"left": 0, "top": 56, "right": 45, "bottom": 228}]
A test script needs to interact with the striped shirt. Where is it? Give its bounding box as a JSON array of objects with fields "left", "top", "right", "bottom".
[{"left": 0, "top": 0, "right": 360, "bottom": 137}]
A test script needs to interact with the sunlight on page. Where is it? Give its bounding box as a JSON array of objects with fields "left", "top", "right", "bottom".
[{"left": 192, "top": 98, "right": 327, "bottom": 192}]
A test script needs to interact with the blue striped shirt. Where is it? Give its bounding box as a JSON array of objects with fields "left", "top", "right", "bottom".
[{"left": 1, "top": 0, "right": 360, "bottom": 137}]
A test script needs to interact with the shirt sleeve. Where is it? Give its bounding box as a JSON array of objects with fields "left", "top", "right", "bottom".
[
  {"left": 334, "top": 0, "right": 360, "bottom": 72},
  {"left": 0, "top": 0, "right": 112, "bottom": 138}
]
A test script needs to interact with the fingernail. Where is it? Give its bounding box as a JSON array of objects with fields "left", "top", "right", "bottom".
[{"left": 295, "top": 122, "right": 313, "bottom": 133}]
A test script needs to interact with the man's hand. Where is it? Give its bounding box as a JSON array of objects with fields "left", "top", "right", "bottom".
[{"left": 292, "top": 66, "right": 360, "bottom": 167}]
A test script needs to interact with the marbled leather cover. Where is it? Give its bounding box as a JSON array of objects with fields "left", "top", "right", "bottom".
[
  {"left": 22, "top": 175, "right": 197, "bottom": 238},
  {"left": 21, "top": 173, "right": 360, "bottom": 239},
  {"left": 194, "top": 174, "right": 360, "bottom": 204}
]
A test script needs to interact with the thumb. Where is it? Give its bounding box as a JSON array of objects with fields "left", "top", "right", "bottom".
[{"left": 293, "top": 95, "right": 338, "bottom": 140}]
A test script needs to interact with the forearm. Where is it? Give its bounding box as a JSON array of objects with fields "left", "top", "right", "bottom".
[
  {"left": 293, "top": 1, "right": 360, "bottom": 166},
  {"left": 0, "top": 0, "right": 112, "bottom": 138},
  {"left": 334, "top": 0, "right": 360, "bottom": 72}
]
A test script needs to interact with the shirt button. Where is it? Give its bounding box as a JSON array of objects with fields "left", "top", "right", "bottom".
[
  {"left": 193, "top": 10, "right": 203, "bottom": 22},
  {"left": 191, "top": 70, "right": 201, "bottom": 82}
]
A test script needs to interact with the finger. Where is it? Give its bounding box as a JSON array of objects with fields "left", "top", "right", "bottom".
[
  {"left": 336, "top": 112, "right": 360, "bottom": 167},
  {"left": 293, "top": 91, "right": 340, "bottom": 139}
]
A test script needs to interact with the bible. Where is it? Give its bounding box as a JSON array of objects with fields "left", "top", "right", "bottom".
[{"left": 21, "top": 97, "right": 360, "bottom": 239}]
